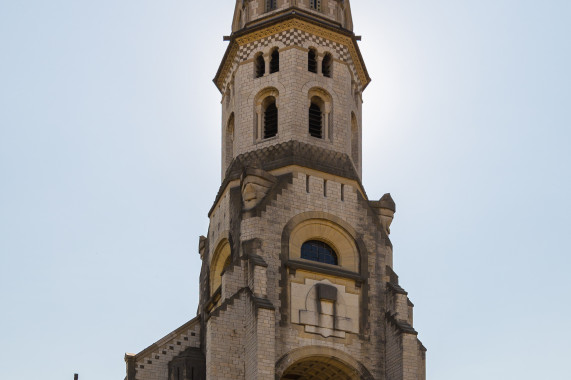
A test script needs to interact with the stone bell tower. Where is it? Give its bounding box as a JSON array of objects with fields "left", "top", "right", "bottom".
[{"left": 125, "top": 1, "right": 427, "bottom": 379}]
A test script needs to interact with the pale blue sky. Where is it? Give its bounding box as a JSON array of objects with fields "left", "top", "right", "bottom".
[{"left": 1, "top": 1, "right": 570, "bottom": 379}]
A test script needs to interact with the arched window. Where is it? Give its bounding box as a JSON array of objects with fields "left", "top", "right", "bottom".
[
  {"left": 310, "top": 0, "right": 321, "bottom": 11},
  {"left": 270, "top": 48, "right": 280, "bottom": 74},
  {"left": 301, "top": 240, "right": 338, "bottom": 265},
  {"left": 307, "top": 89, "right": 332, "bottom": 140},
  {"left": 210, "top": 241, "right": 231, "bottom": 294},
  {"left": 225, "top": 114, "right": 235, "bottom": 169},
  {"left": 255, "top": 88, "right": 280, "bottom": 141},
  {"left": 308, "top": 48, "right": 318, "bottom": 73},
  {"left": 264, "top": 97, "right": 278, "bottom": 138},
  {"left": 255, "top": 53, "right": 265, "bottom": 78},
  {"left": 266, "top": 0, "right": 277, "bottom": 12},
  {"left": 309, "top": 101, "right": 323, "bottom": 138},
  {"left": 322, "top": 53, "right": 332, "bottom": 78},
  {"left": 351, "top": 112, "right": 359, "bottom": 170}
]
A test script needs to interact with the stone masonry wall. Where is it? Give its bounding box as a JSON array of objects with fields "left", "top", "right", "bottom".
[
  {"left": 221, "top": 29, "right": 363, "bottom": 179},
  {"left": 128, "top": 319, "right": 201, "bottom": 380}
]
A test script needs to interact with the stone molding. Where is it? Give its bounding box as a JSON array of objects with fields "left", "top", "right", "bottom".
[
  {"left": 275, "top": 345, "right": 375, "bottom": 380},
  {"left": 214, "top": 12, "right": 370, "bottom": 92},
  {"left": 209, "top": 140, "right": 365, "bottom": 217}
]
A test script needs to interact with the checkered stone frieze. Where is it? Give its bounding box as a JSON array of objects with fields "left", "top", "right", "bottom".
[{"left": 223, "top": 29, "right": 359, "bottom": 92}]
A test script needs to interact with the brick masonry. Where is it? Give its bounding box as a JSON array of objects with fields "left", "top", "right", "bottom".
[{"left": 125, "top": 2, "right": 426, "bottom": 379}]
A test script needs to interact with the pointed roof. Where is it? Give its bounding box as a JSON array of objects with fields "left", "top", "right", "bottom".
[{"left": 231, "top": 1, "right": 354, "bottom": 33}]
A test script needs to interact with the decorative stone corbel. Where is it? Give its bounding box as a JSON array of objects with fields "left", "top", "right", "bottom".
[
  {"left": 240, "top": 167, "right": 277, "bottom": 211},
  {"left": 370, "top": 193, "right": 396, "bottom": 235}
]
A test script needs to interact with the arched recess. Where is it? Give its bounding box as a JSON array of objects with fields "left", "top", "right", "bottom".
[
  {"left": 289, "top": 218, "right": 359, "bottom": 272},
  {"left": 350, "top": 112, "right": 359, "bottom": 170},
  {"left": 280, "top": 212, "right": 371, "bottom": 330},
  {"left": 281, "top": 211, "right": 370, "bottom": 274},
  {"left": 308, "top": 47, "right": 318, "bottom": 73},
  {"left": 210, "top": 238, "right": 231, "bottom": 295},
  {"left": 254, "top": 87, "right": 280, "bottom": 141},
  {"left": 225, "top": 113, "right": 235, "bottom": 169},
  {"left": 270, "top": 47, "right": 280, "bottom": 73},
  {"left": 275, "top": 346, "right": 375, "bottom": 380},
  {"left": 308, "top": 87, "right": 333, "bottom": 140},
  {"left": 301, "top": 81, "right": 340, "bottom": 114},
  {"left": 254, "top": 52, "right": 266, "bottom": 78},
  {"left": 322, "top": 52, "right": 333, "bottom": 78}
]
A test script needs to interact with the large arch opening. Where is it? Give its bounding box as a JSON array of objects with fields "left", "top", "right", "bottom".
[
  {"left": 279, "top": 356, "right": 363, "bottom": 380},
  {"left": 276, "top": 347, "right": 375, "bottom": 380},
  {"left": 281, "top": 358, "right": 355, "bottom": 379}
]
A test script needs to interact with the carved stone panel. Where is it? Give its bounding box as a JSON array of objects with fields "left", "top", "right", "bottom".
[{"left": 291, "top": 278, "right": 359, "bottom": 338}]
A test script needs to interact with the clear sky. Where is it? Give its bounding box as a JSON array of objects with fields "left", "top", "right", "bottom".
[{"left": 0, "top": 1, "right": 570, "bottom": 379}]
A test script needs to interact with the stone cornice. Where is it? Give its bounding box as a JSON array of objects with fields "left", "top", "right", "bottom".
[
  {"left": 214, "top": 11, "right": 370, "bottom": 93},
  {"left": 286, "top": 259, "right": 364, "bottom": 284},
  {"left": 208, "top": 141, "right": 366, "bottom": 217}
]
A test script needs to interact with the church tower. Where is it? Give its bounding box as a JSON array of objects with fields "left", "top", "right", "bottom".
[{"left": 125, "top": 1, "right": 427, "bottom": 379}]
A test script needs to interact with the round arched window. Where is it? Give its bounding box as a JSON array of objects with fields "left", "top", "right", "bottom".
[{"left": 301, "top": 240, "right": 338, "bottom": 265}]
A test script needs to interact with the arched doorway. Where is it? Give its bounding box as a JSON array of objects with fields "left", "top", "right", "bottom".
[{"left": 280, "top": 356, "right": 360, "bottom": 380}]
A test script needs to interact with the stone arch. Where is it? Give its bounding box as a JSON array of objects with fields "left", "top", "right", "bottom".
[
  {"left": 322, "top": 52, "right": 333, "bottom": 77},
  {"left": 249, "top": 83, "right": 286, "bottom": 106},
  {"left": 307, "top": 87, "right": 333, "bottom": 140},
  {"left": 254, "top": 52, "right": 266, "bottom": 78},
  {"left": 308, "top": 46, "right": 319, "bottom": 73},
  {"left": 279, "top": 211, "right": 371, "bottom": 329},
  {"left": 289, "top": 218, "right": 358, "bottom": 272},
  {"left": 281, "top": 211, "right": 369, "bottom": 276},
  {"left": 253, "top": 87, "right": 282, "bottom": 141},
  {"left": 302, "top": 81, "right": 340, "bottom": 110},
  {"left": 209, "top": 235, "right": 231, "bottom": 295},
  {"left": 275, "top": 346, "right": 375, "bottom": 380},
  {"left": 269, "top": 46, "right": 280, "bottom": 73}
]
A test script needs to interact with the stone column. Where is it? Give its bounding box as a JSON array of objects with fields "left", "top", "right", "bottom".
[
  {"left": 264, "top": 53, "right": 270, "bottom": 76},
  {"left": 257, "top": 105, "right": 263, "bottom": 141}
]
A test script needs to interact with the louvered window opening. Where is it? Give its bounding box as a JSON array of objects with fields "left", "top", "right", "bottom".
[
  {"left": 264, "top": 102, "right": 278, "bottom": 138},
  {"left": 301, "top": 240, "right": 338, "bottom": 265},
  {"left": 266, "top": 0, "right": 277, "bottom": 12},
  {"left": 255, "top": 55, "right": 265, "bottom": 78},
  {"left": 309, "top": 103, "right": 323, "bottom": 138},
  {"left": 310, "top": 0, "right": 322, "bottom": 11},
  {"left": 308, "top": 49, "right": 318, "bottom": 73},
  {"left": 322, "top": 54, "right": 332, "bottom": 78},
  {"left": 270, "top": 49, "right": 279, "bottom": 73}
]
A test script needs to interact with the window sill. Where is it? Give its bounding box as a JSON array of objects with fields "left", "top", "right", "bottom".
[
  {"left": 286, "top": 259, "right": 363, "bottom": 284},
  {"left": 256, "top": 135, "right": 279, "bottom": 144}
]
